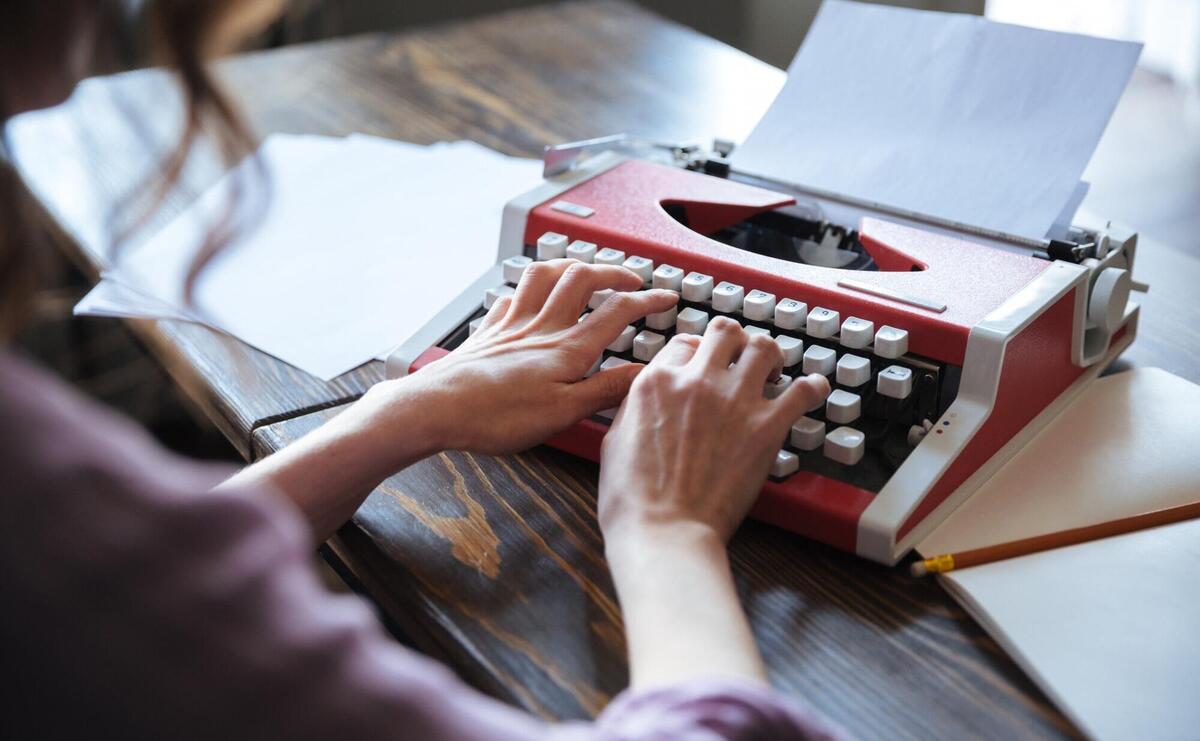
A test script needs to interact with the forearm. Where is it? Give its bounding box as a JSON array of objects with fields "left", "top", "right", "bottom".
[
  {"left": 217, "top": 378, "right": 447, "bottom": 542},
  {"left": 606, "top": 523, "right": 767, "bottom": 688}
]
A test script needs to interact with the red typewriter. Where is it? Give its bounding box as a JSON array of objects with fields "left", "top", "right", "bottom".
[{"left": 387, "top": 138, "right": 1141, "bottom": 564}]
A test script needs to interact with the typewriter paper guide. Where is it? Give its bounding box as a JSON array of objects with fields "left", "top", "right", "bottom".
[{"left": 734, "top": 0, "right": 1141, "bottom": 241}]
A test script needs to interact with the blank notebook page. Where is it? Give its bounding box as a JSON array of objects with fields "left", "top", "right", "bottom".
[{"left": 919, "top": 368, "right": 1200, "bottom": 741}]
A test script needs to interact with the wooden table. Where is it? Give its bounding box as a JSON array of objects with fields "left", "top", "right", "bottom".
[{"left": 42, "top": 2, "right": 1200, "bottom": 738}]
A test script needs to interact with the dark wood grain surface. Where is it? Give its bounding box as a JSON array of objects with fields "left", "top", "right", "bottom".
[
  {"left": 56, "top": 0, "right": 1199, "bottom": 737},
  {"left": 253, "top": 411, "right": 1080, "bottom": 739}
]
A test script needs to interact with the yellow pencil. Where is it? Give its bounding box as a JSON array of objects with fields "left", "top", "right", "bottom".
[{"left": 911, "top": 500, "right": 1200, "bottom": 576}]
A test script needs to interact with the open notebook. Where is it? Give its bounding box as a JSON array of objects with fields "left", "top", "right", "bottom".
[{"left": 917, "top": 368, "right": 1200, "bottom": 740}]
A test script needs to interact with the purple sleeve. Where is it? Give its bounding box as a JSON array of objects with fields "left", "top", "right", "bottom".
[
  {"left": 0, "top": 353, "right": 843, "bottom": 741},
  {"left": 598, "top": 681, "right": 845, "bottom": 740}
]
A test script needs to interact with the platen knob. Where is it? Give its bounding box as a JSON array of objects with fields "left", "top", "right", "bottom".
[{"left": 1088, "top": 267, "right": 1131, "bottom": 333}]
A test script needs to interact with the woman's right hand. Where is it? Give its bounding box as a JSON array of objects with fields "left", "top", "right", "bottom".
[
  {"left": 597, "top": 317, "right": 831, "bottom": 548},
  {"left": 596, "top": 318, "right": 831, "bottom": 688}
]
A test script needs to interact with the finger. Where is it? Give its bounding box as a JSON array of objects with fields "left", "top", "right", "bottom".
[
  {"left": 692, "top": 316, "right": 748, "bottom": 371},
  {"left": 477, "top": 295, "right": 513, "bottom": 333},
  {"left": 566, "top": 362, "right": 643, "bottom": 419},
  {"left": 733, "top": 332, "right": 784, "bottom": 391},
  {"left": 652, "top": 333, "right": 701, "bottom": 367},
  {"left": 505, "top": 259, "right": 577, "bottom": 324},
  {"left": 772, "top": 373, "right": 832, "bottom": 423},
  {"left": 539, "top": 263, "right": 644, "bottom": 328},
  {"left": 575, "top": 289, "right": 678, "bottom": 355}
]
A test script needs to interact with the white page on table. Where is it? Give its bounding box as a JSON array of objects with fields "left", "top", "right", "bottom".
[
  {"left": 942, "top": 519, "right": 1200, "bottom": 741},
  {"left": 733, "top": 0, "right": 1141, "bottom": 240},
  {"left": 112, "top": 135, "right": 541, "bottom": 379},
  {"left": 919, "top": 368, "right": 1200, "bottom": 555},
  {"left": 5, "top": 73, "right": 229, "bottom": 265},
  {"left": 70, "top": 134, "right": 348, "bottom": 325},
  {"left": 75, "top": 279, "right": 196, "bottom": 322}
]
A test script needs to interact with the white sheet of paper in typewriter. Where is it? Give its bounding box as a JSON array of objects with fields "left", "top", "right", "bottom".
[{"left": 734, "top": 0, "right": 1141, "bottom": 241}]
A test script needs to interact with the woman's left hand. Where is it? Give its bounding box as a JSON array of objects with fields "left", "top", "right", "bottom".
[{"left": 382, "top": 259, "right": 678, "bottom": 455}]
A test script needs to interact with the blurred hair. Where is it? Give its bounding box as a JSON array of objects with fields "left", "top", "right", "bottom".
[{"left": 0, "top": 0, "right": 282, "bottom": 338}]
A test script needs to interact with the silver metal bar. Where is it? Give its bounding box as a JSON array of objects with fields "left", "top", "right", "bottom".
[{"left": 542, "top": 133, "right": 691, "bottom": 177}]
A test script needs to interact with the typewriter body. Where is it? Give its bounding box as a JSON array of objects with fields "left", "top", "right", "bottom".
[{"left": 386, "top": 137, "right": 1141, "bottom": 564}]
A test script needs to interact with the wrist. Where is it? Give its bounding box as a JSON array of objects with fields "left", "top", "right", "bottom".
[
  {"left": 604, "top": 519, "right": 728, "bottom": 574},
  {"left": 603, "top": 516, "right": 765, "bottom": 687},
  {"left": 349, "top": 377, "right": 454, "bottom": 468}
]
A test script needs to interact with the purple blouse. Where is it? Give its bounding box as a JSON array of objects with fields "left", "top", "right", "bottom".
[{"left": 0, "top": 351, "right": 843, "bottom": 740}]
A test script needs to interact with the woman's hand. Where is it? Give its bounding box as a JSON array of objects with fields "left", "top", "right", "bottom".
[
  {"left": 229, "top": 259, "right": 673, "bottom": 540},
  {"left": 596, "top": 320, "right": 830, "bottom": 688},
  {"left": 396, "top": 259, "right": 678, "bottom": 455},
  {"left": 597, "top": 318, "right": 831, "bottom": 547}
]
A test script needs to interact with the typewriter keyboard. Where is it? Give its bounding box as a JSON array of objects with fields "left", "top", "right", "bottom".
[{"left": 465, "top": 234, "right": 954, "bottom": 493}]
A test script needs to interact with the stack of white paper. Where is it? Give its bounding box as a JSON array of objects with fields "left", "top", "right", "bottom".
[
  {"left": 734, "top": 0, "right": 1142, "bottom": 240},
  {"left": 76, "top": 134, "right": 541, "bottom": 379},
  {"left": 7, "top": 76, "right": 540, "bottom": 379},
  {"left": 9, "top": 90, "right": 541, "bottom": 379},
  {"left": 6, "top": 72, "right": 236, "bottom": 267}
]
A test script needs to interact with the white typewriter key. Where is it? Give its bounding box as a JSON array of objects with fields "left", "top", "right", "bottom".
[
  {"left": 468, "top": 317, "right": 484, "bottom": 335},
  {"left": 565, "top": 240, "right": 597, "bottom": 263},
  {"left": 874, "top": 325, "right": 909, "bottom": 359},
  {"left": 825, "top": 389, "right": 861, "bottom": 424},
  {"left": 588, "top": 289, "right": 615, "bottom": 310},
  {"left": 681, "top": 272, "right": 715, "bottom": 302},
  {"left": 623, "top": 255, "right": 654, "bottom": 284},
  {"left": 790, "top": 417, "right": 826, "bottom": 451},
  {"left": 632, "top": 330, "right": 667, "bottom": 361},
  {"left": 836, "top": 354, "right": 871, "bottom": 387},
  {"left": 744, "top": 325, "right": 771, "bottom": 338},
  {"left": 840, "top": 317, "right": 874, "bottom": 349},
  {"left": 775, "top": 335, "right": 804, "bottom": 367},
  {"left": 742, "top": 290, "right": 777, "bottom": 321},
  {"left": 502, "top": 255, "right": 532, "bottom": 284},
  {"left": 537, "top": 231, "right": 569, "bottom": 260},
  {"left": 594, "top": 247, "right": 627, "bottom": 266},
  {"left": 764, "top": 374, "right": 793, "bottom": 399},
  {"left": 771, "top": 449, "right": 800, "bottom": 478},
  {"left": 877, "top": 365, "right": 913, "bottom": 399},
  {"left": 600, "top": 356, "right": 632, "bottom": 371},
  {"left": 806, "top": 307, "right": 840, "bottom": 338},
  {"left": 801, "top": 345, "right": 836, "bottom": 376},
  {"left": 712, "top": 282, "right": 745, "bottom": 313},
  {"left": 483, "top": 284, "right": 515, "bottom": 310},
  {"left": 607, "top": 325, "right": 637, "bottom": 353},
  {"left": 676, "top": 307, "right": 710, "bottom": 335},
  {"left": 774, "top": 299, "right": 808, "bottom": 331},
  {"left": 824, "top": 426, "right": 866, "bottom": 465},
  {"left": 652, "top": 264, "right": 685, "bottom": 291},
  {"left": 645, "top": 306, "right": 678, "bottom": 331},
  {"left": 585, "top": 355, "right": 604, "bottom": 377}
]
